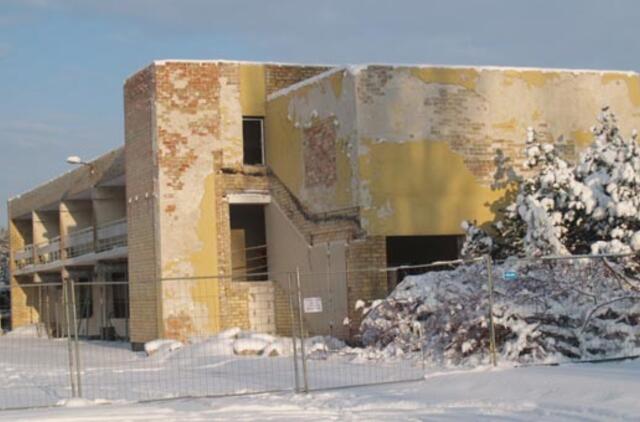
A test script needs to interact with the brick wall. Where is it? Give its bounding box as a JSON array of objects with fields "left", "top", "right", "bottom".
[
  {"left": 123, "top": 65, "right": 160, "bottom": 344},
  {"left": 121, "top": 61, "right": 341, "bottom": 342},
  {"left": 345, "top": 236, "right": 388, "bottom": 338},
  {"left": 303, "top": 117, "right": 338, "bottom": 188},
  {"left": 264, "top": 65, "right": 331, "bottom": 95},
  {"left": 219, "top": 280, "right": 275, "bottom": 333}
]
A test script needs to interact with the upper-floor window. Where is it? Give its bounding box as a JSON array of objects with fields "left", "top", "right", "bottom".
[{"left": 243, "top": 117, "right": 264, "bottom": 165}]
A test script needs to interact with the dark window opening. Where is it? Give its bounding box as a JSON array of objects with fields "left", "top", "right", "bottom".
[
  {"left": 243, "top": 117, "right": 264, "bottom": 165},
  {"left": 386, "top": 235, "right": 463, "bottom": 288},
  {"left": 230, "top": 204, "right": 267, "bottom": 281}
]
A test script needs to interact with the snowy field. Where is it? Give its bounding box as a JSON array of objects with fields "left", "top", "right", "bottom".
[
  {"left": 1, "top": 360, "right": 639, "bottom": 421},
  {"left": 0, "top": 335, "right": 420, "bottom": 410}
]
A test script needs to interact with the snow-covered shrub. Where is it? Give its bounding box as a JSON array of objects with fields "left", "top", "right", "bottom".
[
  {"left": 144, "top": 339, "right": 183, "bottom": 356},
  {"left": 462, "top": 107, "right": 640, "bottom": 259},
  {"left": 360, "top": 258, "right": 640, "bottom": 366}
]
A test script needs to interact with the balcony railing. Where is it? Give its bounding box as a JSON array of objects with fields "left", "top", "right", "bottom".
[
  {"left": 96, "top": 218, "right": 127, "bottom": 252},
  {"left": 64, "top": 226, "right": 94, "bottom": 258},
  {"left": 13, "top": 245, "right": 34, "bottom": 270},
  {"left": 36, "top": 236, "right": 61, "bottom": 264},
  {"left": 13, "top": 219, "right": 128, "bottom": 270}
]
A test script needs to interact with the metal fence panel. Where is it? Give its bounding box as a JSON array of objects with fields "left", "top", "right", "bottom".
[
  {"left": 77, "top": 276, "right": 298, "bottom": 402},
  {"left": 294, "top": 267, "right": 425, "bottom": 391},
  {"left": 5, "top": 253, "right": 638, "bottom": 411},
  {"left": 0, "top": 283, "right": 73, "bottom": 410}
]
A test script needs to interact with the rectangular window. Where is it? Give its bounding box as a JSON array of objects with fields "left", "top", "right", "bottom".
[{"left": 243, "top": 117, "right": 264, "bottom": 165}]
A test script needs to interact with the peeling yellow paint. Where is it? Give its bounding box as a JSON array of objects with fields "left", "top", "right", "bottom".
[
  {"left": 409, "top": 67, "right": 480, "bottom": 91},
  {"left": 492, "top": 118, "right": 518, "bottom": 132},
  {"left": 188, "top": 172, "right": 220, "bottom": 332},
  {"left": 571, "top": 129, "right": 593, "bottom": 149},
  {"left": 240, "top": 63, "right": 266, "bottom": 116},
  {"left": 265, "top": 95, "right": 304, "bottom": 193},
  {"left": 330, "top": 71, "right": 344, "bottom": 98},
  {"left": 335, "top": 137, "right": 353, "bottom": 206},
  {"left": 503, "top": 70, "right": 560, "bottom": 89},
  {"left": 602, "top": 73, "right": 640, "bottom": 107},
  {"left": 359, "top": 138, "right": 503, "bottom": 235},
  {"left": 532, "top": 109, "right": 542, "bottom": 121}
]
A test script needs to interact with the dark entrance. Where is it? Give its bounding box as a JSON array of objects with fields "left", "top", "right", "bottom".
[{"left": 386, "top": 235, "right": 463, "bottom": 288}]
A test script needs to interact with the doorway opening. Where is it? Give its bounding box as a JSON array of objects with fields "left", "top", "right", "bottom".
[{"left": 230, "top": 204, "right": 267, "bottom": 281}]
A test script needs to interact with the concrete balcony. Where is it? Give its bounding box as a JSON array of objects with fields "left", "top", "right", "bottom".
[
  {"left": 96, "top": 218, "right": 127, "bottom": 252},
  {"left": 13, "top": 219, "right": 128, "bottom": 275},
  {"left": 13, "top": 245, "right": 34, "bottom": 271},
  {"left": 36, "top": 236, "right": 61, "bottom": 264}
]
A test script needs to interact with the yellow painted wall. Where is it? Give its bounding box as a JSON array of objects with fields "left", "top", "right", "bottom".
[
  {"left": 240, "top": 63, "right": 266, "bottom": 116},
  {"left": 266, "top": 69, "right": 358, "bottom": 213},
  {"left": 358, "top": 139, "right": 503, "bottom": 235},
  {"left": 267, "top": 65, "right": 640, "bottom": 237},
  {"left": 356, "top": 66, "right": 640, "bottom": 235},
  {"left": 265, "top": 93, "right": 304, "bottom": 195}
]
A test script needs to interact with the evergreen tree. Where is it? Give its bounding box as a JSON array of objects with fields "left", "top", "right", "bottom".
[{"left": 462, "top": 107, "right": 640, "bottom": 258}]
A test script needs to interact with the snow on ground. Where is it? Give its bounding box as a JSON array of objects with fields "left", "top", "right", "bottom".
[
  {"left": 0, "top": 333, "right": 418, "bottom": 410},
  {"left": 1, "top": 360, "right": 639, "bottom": 421},
  {"left": 2, "top": 330, "right": 639, "bottom": 420}
]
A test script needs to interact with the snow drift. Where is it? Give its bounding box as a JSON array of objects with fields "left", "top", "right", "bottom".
[{"left": 360, "top": 259, "right": 640, "bottom": 367}]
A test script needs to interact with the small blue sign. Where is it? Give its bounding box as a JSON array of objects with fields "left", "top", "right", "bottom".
[{"left": 503, "top": 270, "right": 518, "bottom": 281}]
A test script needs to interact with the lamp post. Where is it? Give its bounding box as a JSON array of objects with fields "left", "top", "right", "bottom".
[{"left": 66, "top": 156, "right": 95, "bottom": 175}]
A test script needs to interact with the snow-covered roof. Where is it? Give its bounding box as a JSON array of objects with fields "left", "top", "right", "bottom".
[
  {"left": 152, "top": 58, "right": 334, "bottom": 67},
  {"left": 266, "top": 67, "right": 347, "bottom": 101},
  {"left": 266, "top": 62, "right": 640, "bottom": 101},
  {"left": 346, "top": 63, "right": 639, "bottom": 76}
]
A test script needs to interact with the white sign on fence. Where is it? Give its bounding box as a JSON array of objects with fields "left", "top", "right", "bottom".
[{"left": 303, "top": 297, "right": 323, "bottom": 313}]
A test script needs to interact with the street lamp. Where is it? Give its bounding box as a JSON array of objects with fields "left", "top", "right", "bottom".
[{"left": 66, "top": 156, "right": 95, "bottom": 174}]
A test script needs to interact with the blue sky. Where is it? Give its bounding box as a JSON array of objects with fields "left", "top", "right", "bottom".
[{"left": 1, "top": 0, "right": 640, "bottom": 224}]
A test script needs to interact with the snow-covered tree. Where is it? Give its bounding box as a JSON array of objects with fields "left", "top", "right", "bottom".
[{"left": 462, "top": 107, "right": 640, "bottom": 258}]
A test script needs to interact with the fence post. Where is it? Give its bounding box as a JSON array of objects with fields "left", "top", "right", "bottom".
[
  {"left": 295, "top": 267, "right": 309, "bottom": 393},
  {"left": 420, "top": 328, "right": 426, "bottom": 376},
  {"left": 62, "top": 278, "right": 78, "bottom": 398},
  {"left": 69, "top": 277, "right": 83, "bottom": 397},
  {"left": 286, "top": 272, "right": 301, "bottom": 393},
  {"left": 485, "top": 255, "right": 498, "bottom": 367}
]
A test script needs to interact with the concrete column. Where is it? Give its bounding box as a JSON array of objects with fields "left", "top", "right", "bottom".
[
  {"left": 9, "top": 219, "right": 37, "bottom": 328},
  {"left": 33, "top": 210, "right": 60, "bottom": 269}
]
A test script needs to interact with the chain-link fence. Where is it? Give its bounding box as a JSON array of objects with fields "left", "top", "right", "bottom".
[
  {"left": 288, "top": 267, "right": 424, "bottom": 392},
  {"left": 0, "top": 282, "right": 78, "bottom": 409},
  {"left": 0, "top": 267, "right": 426, "bottom": 410},
  {"left": 2, "top": 253, "right": 640, "bottom": 411}
]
